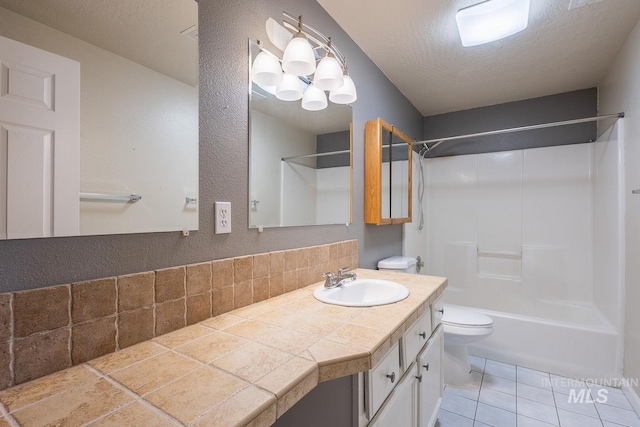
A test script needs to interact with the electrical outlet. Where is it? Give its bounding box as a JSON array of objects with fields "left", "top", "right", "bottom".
[{"left": 215, "top": 201, "right": 231, "bottom": 234}]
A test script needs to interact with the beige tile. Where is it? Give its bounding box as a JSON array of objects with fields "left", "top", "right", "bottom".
[
  {"left": 296, "top": 268, "right": 310, "bottom": 289},
  {"left": 314, "top": 304, "right": 364, "bottom": 323},
  {"left": 0, "top": 418, "right": 10, "bottom": 427},
  {"left": 152, "top": 324, "right": 212, "bottom": 349},
  {"left": 329, "top": 243, "right": 338, "bottom": 261},
  {"left": 254, "top": 356, "right": 317, "bottom": 399},
  {"left": 13, "top": 285, "right": 69, "bottom": 337},
  {"left": 247, "top": 404, "right": 277, "bottom": 427},
  {"left": 11, "top": 377, "right": 133, "bottom": 427},
  {"left": 212, "top": 259, "right": 234, "bottom": 289},
  {"left": 145, "top": 366, "right": 248, "bottom": 425},
  {"left": 71, "top": 278, "right": 117, "bottom": 324},
  {"left": 283, "top": 250, "right": 298, "bottom": 272},
  {"left": 351, "top": 309, "right": 401, "bottom": 331},
  {"left": 86, "top": 401, "right": 178, "bottom": 427},
  {"left": 212, "top": 286, "right": 233, "bottom": 316},
  {"left": 319, "top": 356, "right": 370, "bottom": 383},
  {"left": 110, "top": 351, "right": 201, "bottom": 395},
  {"left": 192, "top": 385, "right": 276, "bottom": 427},
  {"left": 211, "top": 342, "right": 293, "bottom": 382},
  {"left": 234, "top": 280, "right": 253, "bottom": 309},
  {"left": 276, "top": 366, "right": 317, "bottom": 417},
  {"left": 0, "top": 294, "right": 11, "bottom": 343},
  {"left": 200, "top": 313, "right": 244, "bottom": 330},
  {"left": 225, "top": 320, "right": 318, "bottom": 355},
  {"left": 256, "top": 309, "right": 343, "bottom": 337},
  {"left": 234, "top": 256, "right": 253, "bottom": 284},
  {"left": 0, "top": 341, "right": 9, "bottom": 390},
  {"left": 307, "top": 339, "right": 369, "bottom": 366},
  {"left": 253, "top": 253, "right": 270, "bottom": 279},
  {"left": 231, "top": 299, "right": 280, "bottom": 319},
  {"left": 0, "top": 365, "right": 96, "bottom": 412},
  {"left": 14, "top": 327, "right": 71, "bottom": 385},
  {"left": 269, "top": 251, "right": 284, "bottom": 274},
  {"left": 283, "top": 271, "right": 297, "bottom": 293},
  {"left": 175, "top": 331, "right": 248, "bottom": 363},
  {"left": 155, "top": 298, "right": 186, "bottom": 336},
  {"left": 186, "top": 262, "right": 212, "bottom": 296},
  {"left": 117, "top": 307, "right": 155, "bottom": 349},
  {"left": 72, "top": 316, "right": 117, "bottom": 365},
  {"left": 325, "top": 323, "right": 388, "bottom": 351},
  {"left": 88, "top": 341, "right": 166, "bottom": 375},
  {"left": 297, "top": 248, "right": 310, "bottom": 269},
  {"left": 269, "top": 273, "right": 284, "bottom": 297},
  {"left": 117, "top": 272, "right": 154, "bottom": 312},
  {"left": 155, "top": 266, "right": 185, "bottom": 303},
  {"left": 253, "top": 277, "right": 270, "bottom": 303},
  {"left": 186, "top": 292, "right": 212, "bottom": 325}
]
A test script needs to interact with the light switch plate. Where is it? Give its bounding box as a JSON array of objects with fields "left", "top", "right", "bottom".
[{"left": 215, "top": 201, "right": 231, "bottom": 234}]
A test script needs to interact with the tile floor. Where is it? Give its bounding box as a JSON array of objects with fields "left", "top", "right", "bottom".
[{"left": 436, "top": 356, "right": 640, "bottom": 427}]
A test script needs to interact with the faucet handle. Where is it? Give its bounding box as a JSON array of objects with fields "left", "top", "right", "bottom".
[
  {"left": 323, "top": 272, "right": 335, "bottom": 278},
  {"left": 338, "top": 267, "right": 351, "bottom": 275}
]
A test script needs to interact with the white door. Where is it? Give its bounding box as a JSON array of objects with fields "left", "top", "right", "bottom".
[
  {"left": 370, "top": 365, "right": 418, "bottom": 427},
  {"left": 0, "top": 35, "right": 80, "bottom": 239}
]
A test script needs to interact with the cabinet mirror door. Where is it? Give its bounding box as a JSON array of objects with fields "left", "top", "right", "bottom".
[{"left": 365, "top": 118, "right": 412, "bottom": 225}]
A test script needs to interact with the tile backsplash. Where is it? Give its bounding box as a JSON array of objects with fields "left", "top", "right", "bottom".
[{"left": 0, "top": 240, "right": 358, "bottom": 391}]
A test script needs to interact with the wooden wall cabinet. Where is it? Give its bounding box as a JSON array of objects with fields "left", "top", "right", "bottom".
[{"left": 364, "top": 118, "right": 413, "bottom": 225}]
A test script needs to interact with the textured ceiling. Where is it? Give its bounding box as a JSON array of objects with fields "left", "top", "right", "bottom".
[
  {"left": 0, "top": 0, "right": 198, "bottom": 87},
  {"left": 316, "top": 0, "right": 640, "bottom": 116}
]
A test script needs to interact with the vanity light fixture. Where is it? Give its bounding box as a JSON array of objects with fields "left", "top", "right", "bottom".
[
  {"left": 250, "top": 12, "right": 357, "bottom": 111},
  {"left": 455, "top": 0, "right": 530, "bottom": 47}
]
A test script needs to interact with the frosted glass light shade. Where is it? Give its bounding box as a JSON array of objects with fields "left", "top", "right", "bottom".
[
  {"left": 301, "top": 84, "right": 327, "bottom": 111},
  {"left": 456, "top": 0, "right": 530, "bottom": 47},
  {"left": 250, "top": 51, "right": 283, "bottom": 86},
  {"left": 329, "top": 75, "right": 357, "bottom": 104},
  {"left": 282, "top": 34, "right": 316, "bottom": 76},
  {"left": 313, "top": 54, "right": 344, "bottom": 91},
  {"left": 276, "top": 73, "right": 304, "bottom": 101}
]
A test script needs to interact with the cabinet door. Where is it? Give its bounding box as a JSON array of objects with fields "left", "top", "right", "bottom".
[
  {"left": 370, "top": 365, "right": 418, "bottom": 427},
  {"left": 418, "top": 325, "right": 444, "bottom": 427}
]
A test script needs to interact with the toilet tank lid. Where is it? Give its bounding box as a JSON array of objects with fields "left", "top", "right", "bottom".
[
  {"left": 443, "top": 305, "right": 493, "bottom": 327},
  {"left": 377, "top": 256, "right": 417, "bottom": 269}
]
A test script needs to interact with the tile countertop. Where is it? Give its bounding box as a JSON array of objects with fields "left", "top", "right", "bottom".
[{"left": 0, "top": 269, "right": 446, "bottom": 427}]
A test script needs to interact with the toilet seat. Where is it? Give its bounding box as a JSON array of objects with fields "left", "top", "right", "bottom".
[{"left": 442, "top": 305, "right": 493, "bottom": 328}]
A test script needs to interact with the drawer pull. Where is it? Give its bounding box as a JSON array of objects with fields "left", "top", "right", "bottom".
[
  {"left": 419, "top": 331, "right": 427, "bottom": 339},
  {"left": 437, "top": 308, "right": 444, "bottom": 314},
  {"left": 415, "top": 374, "right": 423, "bottom": 383},
  {"left": 423, "top": 363, "right": 430, "bottom": 371},
  {"left": 386, "top": 372, "right": 396, "bottom": 383}
]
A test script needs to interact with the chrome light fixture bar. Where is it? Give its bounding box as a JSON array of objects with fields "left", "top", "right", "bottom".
[{"left": 250, "top": 12, "right": 357, "bottom": 111}]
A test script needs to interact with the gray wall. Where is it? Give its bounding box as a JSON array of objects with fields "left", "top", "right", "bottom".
[
  {"left": 422, "top": 88, "right": 597, "bottom": 157},
  {"left": 0, "top": 0, "right": 423, "bottom": 292}
]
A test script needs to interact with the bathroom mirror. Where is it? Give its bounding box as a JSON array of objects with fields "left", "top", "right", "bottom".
[
  {"left": 364, "top": 118, "right": 412, "bottom": 225},
  {"left": 248, "top": 40, "right": 352, "bottom": 229},
  {"left": 0, "top": 0, "right": 198, "bottom": 239}
]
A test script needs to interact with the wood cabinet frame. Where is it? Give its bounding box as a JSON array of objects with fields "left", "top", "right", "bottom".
[{"left": 364, "top": 118, "right": 413, "bottom": 225}]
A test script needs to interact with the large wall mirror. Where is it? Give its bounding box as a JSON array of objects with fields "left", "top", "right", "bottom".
[
  {"left": 248, "top": 40, "right": 352, "bottom": 229},
  {"left": 0, "top": 0, "right": 198, "bottom": 239}
]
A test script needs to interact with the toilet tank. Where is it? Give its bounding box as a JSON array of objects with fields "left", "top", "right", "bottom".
[{"left": 377, "top": 256, "right": 417, "bottom": 274}]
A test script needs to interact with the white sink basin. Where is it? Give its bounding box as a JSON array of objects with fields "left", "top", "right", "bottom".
[{"left": 313, "top": 279, "right": 409, "bottom": 307}]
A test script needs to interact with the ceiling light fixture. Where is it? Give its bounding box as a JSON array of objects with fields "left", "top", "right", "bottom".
[
  {"left": 250, "top": 12, "right": 357, "bottom": 111},
  {"left": 456, "top": 0, "right": 530, "bottom": 47}
]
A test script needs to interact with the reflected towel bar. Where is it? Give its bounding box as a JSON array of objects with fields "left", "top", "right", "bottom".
[
  {"left": 477, "top": 249, "right": 522, "bottom": 257},
  {"left": 80, "top": 192, "right": 141, "bottom": 202}
]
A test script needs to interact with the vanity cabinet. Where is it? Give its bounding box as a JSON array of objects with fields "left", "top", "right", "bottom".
[
  {"left": 364, "top": 118, "right": 413, "bottom": 225},
  {"left": 360, "top": 302, "right": 444, "bottom": 427}
]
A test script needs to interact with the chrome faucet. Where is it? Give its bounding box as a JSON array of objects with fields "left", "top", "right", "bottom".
[{"left": 323, "top": 267, "right": 357, "bottom": 288}]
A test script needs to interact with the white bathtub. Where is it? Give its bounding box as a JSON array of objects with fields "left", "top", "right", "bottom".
[{"left": 450, "top": 300, "right": 623, "bottom": 380}]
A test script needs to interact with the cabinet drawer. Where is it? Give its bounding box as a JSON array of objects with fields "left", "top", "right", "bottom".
[
  {"left": 431, "top": 295, "right": 444, "bottom": 331},
  {"left": 402, "top": 309, "right": 431, "bottom": 369},
  {"left": 366, "top": 341, "right": 401, "bottom": 419}
]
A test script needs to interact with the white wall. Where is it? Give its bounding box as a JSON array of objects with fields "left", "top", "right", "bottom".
[
  {"left": 316, "top": 166, "right": 350, "bottom": 224},
  {"left": 281, "top": 162, "right": 317, "bottom": 226},
  {"left": 599, "top": 17, "right": 640, "bottom": 395},
  {"left": 0, "top": 7, "right": 199, "bottom": 236}
]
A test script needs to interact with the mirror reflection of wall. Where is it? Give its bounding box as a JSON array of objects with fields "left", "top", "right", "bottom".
[
  {"left": 248, "top": 40, "right": 352, "bottom": 229},
  {"left": 0, "top": 0, "right": 198, "bottom": 239}
]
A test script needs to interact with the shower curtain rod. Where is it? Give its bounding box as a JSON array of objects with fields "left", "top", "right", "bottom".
[
  {"left": 413, "top": 112, "right": 625, "bottom": 150},
  {"left": 282, "top": 149, "right": 350, "bottom": 161}
]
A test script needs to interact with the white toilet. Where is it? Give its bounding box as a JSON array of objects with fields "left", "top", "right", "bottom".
[{"left": 377, "top": 256, "right": 494, "bottom": 386}]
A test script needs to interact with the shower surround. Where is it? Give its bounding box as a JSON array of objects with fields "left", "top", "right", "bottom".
[{"left": 405, "top": 123, "right": 624, "bottom": 380}]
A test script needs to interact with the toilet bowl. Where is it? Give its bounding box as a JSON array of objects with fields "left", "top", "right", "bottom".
[
  {"left": 376, "top": 256, "right": 495, "bottom": 387},
  {"left": 442, "top": 304, "right": 493, "bottom": 386}
]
